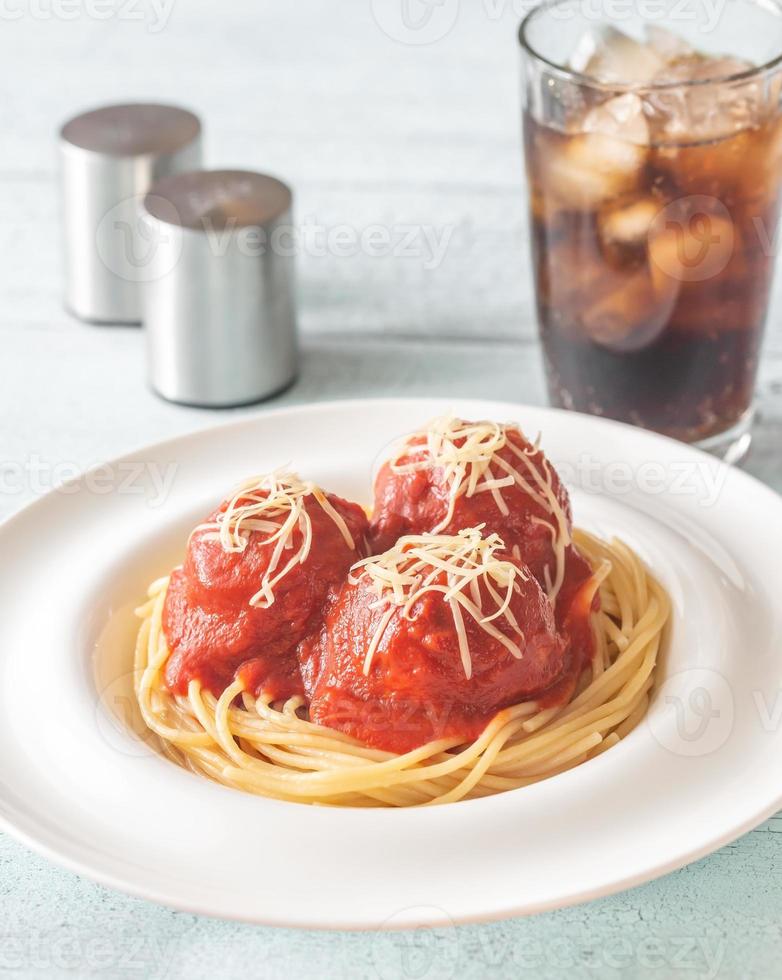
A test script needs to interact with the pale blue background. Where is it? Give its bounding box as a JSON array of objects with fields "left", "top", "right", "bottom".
[{"left": 1, "top": 2, "right": 781, "bottom": 977}]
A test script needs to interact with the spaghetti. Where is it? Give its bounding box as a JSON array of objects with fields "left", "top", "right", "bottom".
[{"left": 134, "top": 529, "right": 669, "bottom": 807}]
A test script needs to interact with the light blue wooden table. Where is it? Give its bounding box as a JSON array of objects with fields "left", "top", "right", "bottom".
[{"left": 2, "top": 2, "right": 781, "bottom": 977}]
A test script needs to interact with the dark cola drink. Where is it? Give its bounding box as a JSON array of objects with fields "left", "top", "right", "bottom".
[{"left": 521, "top": 17, "right": 782, "bottom": 455}]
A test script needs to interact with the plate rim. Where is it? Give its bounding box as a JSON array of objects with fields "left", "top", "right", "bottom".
[
  {"left": 3, "top": 395, "right": 781, "bottom": 536},
  {"left": 1, "top": 396, "right": 781, "bottom": 929}
]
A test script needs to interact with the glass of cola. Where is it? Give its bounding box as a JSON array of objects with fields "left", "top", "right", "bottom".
[{"left": 520, "top": 0, "right": 782, "bottom": 461}]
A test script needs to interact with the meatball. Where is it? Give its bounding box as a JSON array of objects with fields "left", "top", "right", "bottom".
[
  {"left": 370, "top": 418, "right": 573, "bottom": 593},
  {"left": 163, "top": 474, "right": 368, "bottom": 699},
  {"left": 304, "top": 529, "right": 568, "bottom": 753}
]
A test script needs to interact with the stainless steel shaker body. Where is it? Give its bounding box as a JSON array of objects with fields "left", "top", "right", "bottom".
[
  {"left": 60, "top": 104, "right": 201, "bottom": 323},
  {"left": 142, "top": 170, "right": 298, "bottom": 406}
]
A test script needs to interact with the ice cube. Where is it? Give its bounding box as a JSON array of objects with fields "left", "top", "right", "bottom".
[
  {"left": 580, "top": 265, "right": 674, "bottom": 353},
  {"left": 583, "top": 94, "right": 650, "bottom": 146},
  {"left": 644, "top": 25, "right": 694, "bottom": 62},
  {"left": 648, "top": 205, "right": 736, "bottom": 290},
  {"left": 649, "top": 54, "right": 763, "bottom": 140},
  {"left": 655, "top": 54, "right": 753, "bottom": 86},
  {"left": 544, "top": 132, "right": 647, "bottom": 209},
  {"left": 570, "top": 26, "right": 665, "bottom": 84},
  {"left": 599, "top": 197, "right": 660, "bottom": 247}
]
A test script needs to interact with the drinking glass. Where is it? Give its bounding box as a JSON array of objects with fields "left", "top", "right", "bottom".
[{"left": 520, "top": 0, "right": 782, "bottom": 462}]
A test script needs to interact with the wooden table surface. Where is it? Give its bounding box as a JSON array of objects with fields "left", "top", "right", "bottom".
[{"left": 2, "top": 2, "right": 781, "bottom": 977}]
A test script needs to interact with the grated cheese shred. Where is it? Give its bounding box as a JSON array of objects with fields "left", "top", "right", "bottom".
[
  {"left": 193, "top": 471, "right": 356, "bottom": 609},
  {"left": 385, "top": 416, "right": 571, "bottom": 601},
  {"left": 349, "top": 526, "right": 529, "bottom": 679}
]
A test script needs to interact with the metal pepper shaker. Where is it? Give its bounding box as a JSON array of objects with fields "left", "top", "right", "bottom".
[
  {"left": 60, "top": 103, "right": 202, "bottom": 324},
  {"left": 141, "top": 169, "right": 298, "bottom": 407}
]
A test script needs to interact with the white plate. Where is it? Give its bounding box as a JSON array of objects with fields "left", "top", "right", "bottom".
[{"left": 1, "top": 397, "right": 781, "bottom": 930}]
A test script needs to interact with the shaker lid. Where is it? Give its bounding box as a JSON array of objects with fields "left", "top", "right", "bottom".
[
  {"left": 144, "top": 170, "right": 292, "bottom": 230},
  {"left": 60, "top": 103, "right": 201, "bottom": 157}
]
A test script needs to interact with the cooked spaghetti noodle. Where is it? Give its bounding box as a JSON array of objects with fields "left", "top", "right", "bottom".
[{"left": 134, "top": 529, "right": 669, "bottom": 807}]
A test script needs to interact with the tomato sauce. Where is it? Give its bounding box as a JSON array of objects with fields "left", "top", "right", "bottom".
[
  {"left": 303, "top": 554, "right": 570, "bottom": 754},
  {"left": 162, "top": 492, "right": 368, "bottom": 700},
  {"left": 161, "top": 429, "right": 599, "bottom": 754},
  {"left": 301, "top": 538, "right": 599, "bottom": 752},
  {"left": 533, "top": 545, "right": 600, "bottom": 710},
  {"left": 370, "top": 426, "right": 572, "bottom": 587}
]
